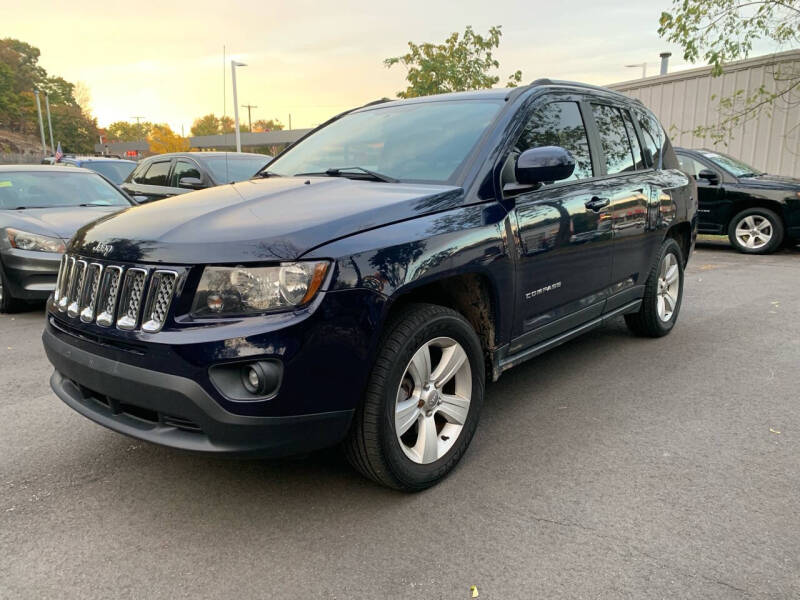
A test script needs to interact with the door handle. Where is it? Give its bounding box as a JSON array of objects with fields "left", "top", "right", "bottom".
[{"left": 585, "top": 196, "right": 610, "bottom": 211}]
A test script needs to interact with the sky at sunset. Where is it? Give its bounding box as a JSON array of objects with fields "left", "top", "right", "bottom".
[{"left": 6, "top": 0, "right": 784, "bottom": 134}]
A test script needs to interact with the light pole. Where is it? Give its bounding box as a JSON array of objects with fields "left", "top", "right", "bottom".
[
  {"left": 231, "top": 60, "right": 247, "bottom": 152},
  {"left": 33, "top": 89, "right": 47, "bottom": 155},
  {"left": 625, "top": 62, "right": 647, "bottom": 79},
  {"left": 45, "top": 93, "right": 55, "bottom": 155}
]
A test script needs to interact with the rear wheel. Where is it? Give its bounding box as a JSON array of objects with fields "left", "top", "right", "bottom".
[
  {"left": 345, "top": 303, "right": 485, "bottom": 491},
  {"left": 625, "top": 238, "right": 684, "bottom": 337},
  {"left": 728, "top": 208, "right": 784, "bottom": 254}
]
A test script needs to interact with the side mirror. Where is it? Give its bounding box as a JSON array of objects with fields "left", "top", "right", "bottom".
[
  {"left": 697, "top": 169, "right": 719, "bottom": 185},
  {"left": 516, "top": 146, "right": 576, "bottom": 185},
  {"left": 179, "top": 176, "right": 205, "bottom": 190}
]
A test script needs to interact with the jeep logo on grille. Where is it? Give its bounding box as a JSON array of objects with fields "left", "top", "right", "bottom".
[{"left": 94, "top": 242, "right": 113, "bottom": 256}]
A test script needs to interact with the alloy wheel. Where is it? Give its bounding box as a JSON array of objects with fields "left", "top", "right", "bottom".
[
  {"left": 735, "top": 215, "right": 773, "bottom": 250},
  {"left": 395, "top": 336, "right": 472, "bottom": 464},
  {"left": 656, "top": 253, "right": 680, "bottom": 322}
]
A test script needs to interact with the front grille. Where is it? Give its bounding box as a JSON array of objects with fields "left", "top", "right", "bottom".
[{"left": 54, "top": 254, "right": 180, "bottom": 333}]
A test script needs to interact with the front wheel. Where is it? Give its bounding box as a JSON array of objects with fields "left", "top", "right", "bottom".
[
  {"left": 345, "top": 303, "right": 485, "bottom": 491},
  {"left": 728, "top": 208, "right": 784, "bottom": 254},
  {"left": 0, "top": 263, "right": 23, "bottom": 313},
  {"left": 625, "top": 238, "right": 685, "bottom": 337}
]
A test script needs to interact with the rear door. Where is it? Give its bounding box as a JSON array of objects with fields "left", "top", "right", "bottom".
[
  {"left": 505, "top": 96, "right": 614, "bottom": 350},
  {"left": 588, "top": 102, "right": 660, "bottom": 307},
  {"left": 121, "top": 159, "right": 174, "bottom": 202}
]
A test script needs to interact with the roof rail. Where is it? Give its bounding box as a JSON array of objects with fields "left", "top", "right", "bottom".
[
  {"left": 528, "top": 78, "right": 644, "bottom": 104},
  {"left": 361, "top": 97, "right": 392, "bottom": 108}
]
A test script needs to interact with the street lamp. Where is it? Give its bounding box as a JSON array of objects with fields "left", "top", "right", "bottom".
[
  {"left": 625, "top": 62, "right": 647, "bottom": 79},
  {"left": 231, "top": 60, "right": 247, "bottom": 152}
]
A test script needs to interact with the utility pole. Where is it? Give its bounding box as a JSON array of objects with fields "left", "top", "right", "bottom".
[
  {"left": 241, "top": 104, "right": 257, "bottom": 132},
  {"left": 34, "top": 89, "right": 47, "bottom": 155},
  {"left": 131, "top": 116, "right": 146, "bottom": 140},
  {"left": 44, "top": 93, "right": 55, "bottom": 155},
  {"left": 288, "top": 113, "right": 292, "bottom": 130}
]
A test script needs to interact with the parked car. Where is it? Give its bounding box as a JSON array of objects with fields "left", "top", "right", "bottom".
[
  {"left": 42, "top": 156, "right": 137, "bottom": 185},
  {"left": 0, "top": 165, "right": 135, "bottom": 312},
  {"left": 121, "top": 152, "right": 271, "bottom": 203},
  {"left": 675, "top": 147, "right": 800, "bottom": 253},
  {"left": 43, "top": 81, "right": 695, "bottom": 490}
]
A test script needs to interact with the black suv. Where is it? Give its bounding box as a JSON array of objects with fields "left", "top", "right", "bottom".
[
  {"left": 676, "top": 147, "right": 800, "bottom": 253},
  {"left": 121, "top": 152, "right": 271, "bottom": 203},
  {"left": 43, "top": 81, "right": 696, "bottom": 490}
]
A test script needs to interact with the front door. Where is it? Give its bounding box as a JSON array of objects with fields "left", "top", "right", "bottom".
[{"left": 505, "top": 99, "right": 614, "bottom": 352}]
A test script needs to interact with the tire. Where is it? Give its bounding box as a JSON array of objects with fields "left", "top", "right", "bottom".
[
  {"left": 625, "top": 238, "right": 684, "bottom": 338},
  {"left": 0, "top": 262, "right": 23, "bottom": 313},
  {"left": 345, "top": 303, "right": 485, "bottom": 491},
  {"left": 727, "top": 208, "right": 784, "bottom": 254}
]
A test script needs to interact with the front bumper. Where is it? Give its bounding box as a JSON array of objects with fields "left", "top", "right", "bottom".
[
  {"left": 43, "top": 325, "right": 354, "bottom": 456},
  {"left": 1, "top": 248, "right": 61, "bottom": 300}
]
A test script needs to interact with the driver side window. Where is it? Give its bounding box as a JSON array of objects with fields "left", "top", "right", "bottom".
[{"left": 503, "top": 101, "right": 594, "bottom": 190}]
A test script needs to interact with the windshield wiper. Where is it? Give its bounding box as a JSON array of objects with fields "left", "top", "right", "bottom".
[
  {"left": 255, "top": 170, "right": 282, "bottom": 178},
  {"left": 295, "top": 166, "right": 398, "bottom": 183},
  {"left": 12, "top": 206, "right": 48, "bottom": 210}
]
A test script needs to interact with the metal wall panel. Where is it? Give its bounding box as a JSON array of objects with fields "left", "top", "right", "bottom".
[{"left": 610, "top": 50, "right": 800, "bottom": 177}]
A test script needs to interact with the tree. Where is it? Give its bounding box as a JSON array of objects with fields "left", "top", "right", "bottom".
[
  {"left": 384, "top": 25, "right": 523, "bottom": 99},
  {"left": 191, "top": 113, "right": 220, "bottom": 136},
  {"left": 252, "top": 118, "right": 284, "bottom": 132},
  {"left": 659, "top": 0, "right": 800, "bottom": 143},
  {"left": 148, "top": 124, "right": 190, "bottom": 154},
  {"left": 107, "top": 120, "right": 153, "bottom": 141}
]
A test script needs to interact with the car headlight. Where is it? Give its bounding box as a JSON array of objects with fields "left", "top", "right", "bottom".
[
  {"left": 6, "top": 228, "right": 66, "bottom": 253},
  {"left": 190, "top": 261, "right": 330, "bottom": 317}
]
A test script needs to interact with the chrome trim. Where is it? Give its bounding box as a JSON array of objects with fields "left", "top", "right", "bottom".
[
  {"left": 141, "top": 270, "right": 178, "bottom": 333},
  {"left": 96, "top": 266, "right": 123, "bottom": 327},
  {"left": 66, "top": 260, "right": 87, "bottom": 318},
  {"left": 79, "top": 263, "right": 104, "bottom": 323},
  {"left": 53, "top": 254, "right": 67, "bottom": 303},
  {"left": 116, "top": 268, "right": 148, "bottom": 330},
  {"left": 57, "top": 257, "right": 75, "bottom": 312}
]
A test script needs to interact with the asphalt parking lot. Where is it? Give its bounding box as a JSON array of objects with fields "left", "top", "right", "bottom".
[{"left": 1, "top": 241, "right": 799, "bottom": 599}]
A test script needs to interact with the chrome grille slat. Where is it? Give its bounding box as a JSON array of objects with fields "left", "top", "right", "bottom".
[
  {"left": 79, "top": 263, "right": 103, "bottom": 323},
  {"left": 57, "top": 257, "right": 76, "bottom": 312},
  {"left": 116, "top": 268, "right": 147, "bottom": 330},
  {"left": 55, "top": 254, "right": 178, "bottom": 332},
  {"left": 66, "top": 260, "right": 87, "bottom": 318},
  {"left": 141, "top": 271, "right": 177, "bottom": 333},
  {"left": 96, "top": 266, "right": 123, "bottom": 327}
]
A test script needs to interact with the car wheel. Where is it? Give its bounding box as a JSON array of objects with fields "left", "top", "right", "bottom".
[
  {"left": 0, "top": 262, "right": 23, "bottom": 313},
  {"left": 625, "top": 238, "right": 684, "bottom": 338},
  {"left": 345, "top": 303, "right": 485, "bottom": 491},
  {"left": 728, "top": 208, "right": 784, "bottom": 254}
]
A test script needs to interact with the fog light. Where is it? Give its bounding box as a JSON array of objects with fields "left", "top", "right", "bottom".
[{"left": 241, "top": 362, "right": 271, "bottom": 395}]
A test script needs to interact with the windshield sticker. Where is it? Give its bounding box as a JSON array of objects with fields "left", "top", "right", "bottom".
[{"left": 0, "top": 181, "right": 12, "bottom": 187}]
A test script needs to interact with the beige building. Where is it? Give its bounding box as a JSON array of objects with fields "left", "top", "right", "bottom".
[{"left": 610, "top": 49, "right": 800, "bottom": 177}]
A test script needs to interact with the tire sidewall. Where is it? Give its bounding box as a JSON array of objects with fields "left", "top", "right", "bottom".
[
  {"left": 728, "top": 208, "right": 783, "bottom": 254},
  {"left": 378, "top": 311, "right": 484, "bottom": 488},
  {"left": 651, "top": 240, "right": 684, "bottom": 334}
]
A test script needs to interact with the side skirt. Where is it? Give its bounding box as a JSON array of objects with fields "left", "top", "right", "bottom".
[{"left": 491, "top": 299, "right": 642, "bottom": 381}]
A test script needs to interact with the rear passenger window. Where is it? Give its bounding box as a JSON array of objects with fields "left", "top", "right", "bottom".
[
  {"left": 140, "top": 161, "right": 171, "bottom": 186},
  {"left": 516, "top": 101, "right": 593, "bottom": 181},
  {"left": 591, "top": 104, "right": 636, "bottom": 175},
  {"left": 621, "top": 110, "right": 645, "bottom": 170},
  {"left": 637, "top": 111, "right": 664, "bottom": 169}
]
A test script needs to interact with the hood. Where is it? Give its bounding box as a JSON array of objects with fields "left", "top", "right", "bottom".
[
  {"left": 2, "top": 206, "right": 127, "bottom": 240},
  {"left": 70, "top": 177, "right": 464, "bottom": 264},
  {"left": 738, "top": 173, "right": 800, "bottom": 191}
]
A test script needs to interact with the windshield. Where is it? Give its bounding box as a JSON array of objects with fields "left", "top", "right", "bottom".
[
  {"left": 83, "top": 161, "right": 137, "bottom": 185},
  {"left": 698, "top": 150, "right": 762, "bottom": 177},
  {"left": 201, "top": 155, "right": 271, "bottom": 184},
  {"left": 0, "top": 171, "right": 131, "bottom": 209},
  {"left": 267, "top": 100, "right": 503, "bottom": 183}
]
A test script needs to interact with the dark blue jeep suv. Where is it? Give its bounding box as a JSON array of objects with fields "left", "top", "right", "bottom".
[{"left": 43, "top": 80, "right": 696, "bottom": 490}]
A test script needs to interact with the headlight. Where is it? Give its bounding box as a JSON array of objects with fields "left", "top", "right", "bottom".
[
  {"left": 6, "top": 228, "right": 66, "bottom": 253},
  {"left": 190, "top": 261, "right": 329, "bottom": 317}
]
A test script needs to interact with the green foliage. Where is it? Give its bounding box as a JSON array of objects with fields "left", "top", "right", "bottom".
[
  {"left": 385, "top": 25, "right": 523, "bottom": 98},
  {"left": 659, "top": 0, "right": 800, "bottom": 144},
  {"left": 0, "top": 38, "right": 98, "bottom": 153},
  {"left": 252, "top": 118, "right": 284, "bottom": 132},
  {"left": 191, "top": 113, "right": 220, "bottom": 136},
  {"left": 106, "top": 120, "right": 153, "bottom": 141}
]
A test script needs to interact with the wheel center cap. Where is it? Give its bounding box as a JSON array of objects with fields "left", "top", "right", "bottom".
[{"left": 421, "top": 385, "right": 440, "bottom": 411}]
